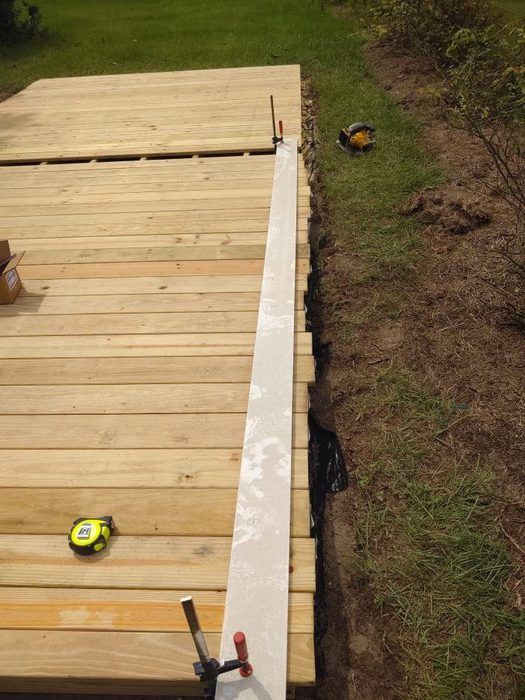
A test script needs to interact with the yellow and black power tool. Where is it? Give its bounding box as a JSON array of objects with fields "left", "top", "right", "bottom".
[
  {"left": 337, "top": 122, "right": 376, "bottom": 154},
  {"left": 68, "top": 516, "right": 114, "bottom": 556}
]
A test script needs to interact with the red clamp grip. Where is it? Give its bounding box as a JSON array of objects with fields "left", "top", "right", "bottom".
[
  {"left": 278, "top": 120, "right": 284, "bottom": 138},
  {"left": 233, "top": 631, "right": 253, "bottom": 678}
]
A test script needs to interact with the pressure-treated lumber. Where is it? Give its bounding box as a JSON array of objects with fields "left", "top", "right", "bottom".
[
  {"left": 3, "top": 219, "right": 309, "bottom": 238},
  {"left": 0, "top": 631, "right": 314, "bottom": 692},
  {"left": 2, "top": 291, "right": 265, "bottom": 314},
  {"left": 0, "top": 536, "right": 315, "bottom": 591},
  {"left": 0, "top": 382, "right": 309, "bottom": 414},
  {"left": 0, "top": 356, "right": 315, "bottom": 385},
  {"left": 0, "top": 66, "right": 301, "bottom": 162},
  {"left": 0, "top": 309, "right": 306, "bottom": 335},
  {"left": 0, "top": 413, "right": 308, "bottom": 449},
  {"left": 0, "top": 331, "right": 312, "bottom": 358},
  {"left": 1, "top": 199, "right": 309, "bottom": 218},
  {"left": 19, "top": 257, "right": 309, "bottom": 279},
  {"left": 16, "top": 243, "right": 309, "bottom": 263},
  {"left": 19, "top": 273, "right": 308, "bottom": 294},
  {"left": 0, "top": 588, "right": 313, "bottom": 633},
  {"left": 0, "top": 69, "right": 314, "bottom": 696},
  {"left": 0, "top": 290, "right": 307, "bottom": 314},
  {"left": 0, "top": 449, "right": 309, "bottom": 489},
  {"left": 0, "top": 488, "right": 310, "bottom": 537}
]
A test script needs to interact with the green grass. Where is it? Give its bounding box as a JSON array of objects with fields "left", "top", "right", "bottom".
[
  {"left": 1, "top": 1, "right": 523, "bottom": 697},
  {"left": 492, "top": 0, "right": 525, "bottom": 23},
  {"left": 356, "top": 369, "right": 525, "bottom": 698}
]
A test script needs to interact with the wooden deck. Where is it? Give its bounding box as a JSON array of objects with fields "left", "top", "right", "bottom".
[
  {"left": 0, "top": 65, "right": 314, "bottom": 696},
  {"left": 0, "top": 65, "right": 301, "bottom": 163}
]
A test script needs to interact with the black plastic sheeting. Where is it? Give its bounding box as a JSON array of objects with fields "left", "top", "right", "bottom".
[
  {"left": 308, "top": 411, "right": 348, "bottom": 532},
  {"left": 308, "top": 410, "right": 348, "bottom": 661}
]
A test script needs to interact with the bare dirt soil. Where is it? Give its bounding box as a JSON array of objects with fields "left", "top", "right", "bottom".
[
  {"left": 367, "top": 40, "right": 524, "bottom": 554},
  {"left": 311, "top": 41, "right": 525, "bottom": 700}
]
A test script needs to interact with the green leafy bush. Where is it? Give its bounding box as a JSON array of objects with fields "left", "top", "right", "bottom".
[
  {"left": 446, "top": 25, "right": 525, "bottom": 124},
  {"left": 373, "top": 0, "right": 493, "bottom": 65},
  {"left": 444, "top": 26, "right": 525, "bottom": 326},
  {"left": 0, "top": 0, "right": 42, "bottom": 41}
]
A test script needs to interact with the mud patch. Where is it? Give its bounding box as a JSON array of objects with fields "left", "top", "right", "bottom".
[{"left": 402, "top": 184, "right": 491, "bottom": 235}]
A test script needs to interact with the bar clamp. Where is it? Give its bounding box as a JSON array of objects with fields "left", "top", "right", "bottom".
[{"left": 181, "top": 595, "right": 253, "bottom": 697}]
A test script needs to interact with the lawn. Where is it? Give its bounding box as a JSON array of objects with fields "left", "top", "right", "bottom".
[
  {"left": 1, "top": 1, "right": 523, "bottom": 698},
  {"left": 493, "top": 0, "right": 525, "bottom": 23}
]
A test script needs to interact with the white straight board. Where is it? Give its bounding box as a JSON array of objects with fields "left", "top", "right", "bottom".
[{"left": 216, "top": 139, "right": 299, "bottom": 699}]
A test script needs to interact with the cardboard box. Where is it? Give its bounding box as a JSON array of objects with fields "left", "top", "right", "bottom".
[{"left": 0, "top": 240, "right": 24, "bottom": 305}]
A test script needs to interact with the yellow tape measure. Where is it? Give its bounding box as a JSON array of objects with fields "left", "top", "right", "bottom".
[{"left": 68, "top": 516, "right": 114, "bottom": 556}]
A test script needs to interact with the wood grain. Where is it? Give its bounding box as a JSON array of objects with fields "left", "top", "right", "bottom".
[
  {"left": 0, "top": 535, "right": 315, "bottom": 591},
  {"left": 0, "top": 488, "right": 310, "bottom": 537},
  {"left": 0, "top": 448, "right": 309, "bottom": 489},
  {"left": 0, "top": 355, "right": 315, "bottom": 385},
  {"left": 20, "top": 273, "right": 308, "bottom": 294},
  {"left": 0, "top": 382, "right": 309, "bottom": 414},
  {"left": 0, "top": 588, "right": 313, "bottom": 633},
  {"left": 0, "top": 331, "right": 312, "bottom": 358},
  {"left": 0, "top": 309, "right": 306, "bottom": 336},
  {"left": 19, "top": 258, "right": 310, "bottom": 279},
  {"left": 0, "top": 631, "right": 314, "bottom": 690},
  {"left": 0, "top": 70, "right": 315, "bottom": 690},
  {"left": 0, "top": 65, "right": 301, "bottom": 161},
  {"left": 0, "top": 413, "right": 309, "bottom": 448}
]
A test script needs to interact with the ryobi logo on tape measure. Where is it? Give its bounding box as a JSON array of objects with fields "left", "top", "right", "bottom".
[
  {"left": 68, "top": 516, "right": 114, "bottom": 556},
  {"left": 77, "top": 524, "right": 94, "bottom": 539}
]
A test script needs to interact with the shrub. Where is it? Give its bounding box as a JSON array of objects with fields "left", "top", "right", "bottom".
[
  {"left": 446, "top": 25, "right": 525, "bottom": 124},
  {"left": 0, "top": 0, "right": 42, "bottom": 41},
  {"left": 373, "top": 0, "right": 493, "bottom": 65},
  {"left": 445, "top": 26, "right": 525, "bottom": 326}
]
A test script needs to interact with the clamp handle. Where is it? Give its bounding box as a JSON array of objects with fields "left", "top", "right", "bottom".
[
  {"left": 180, "top": 595, "right": 254, "bottom": 687},
  {"left": 270, "top": 95, "right": 284, "bottom": 146},
  {"left": 181, "top": 595, "right": 211, "bottom": 665},
  {"left": 234, "top": 631, "right": 253, "bottom": 677}
]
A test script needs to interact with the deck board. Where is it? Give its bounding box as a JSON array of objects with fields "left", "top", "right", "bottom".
[
  {"left": 0, "top": 66, "right": 301, "bottom": 162},
  {"left": 0, "top": 449, "right": 309, "bottom": 489},
  {"left": 0, "top": 66, "right": 314, "bottom": 695},
  {"left": 0, "top": 631, "right": 314, "bottom": 692},
  {"left": 0, "top": 413, "right": 309, "bottom": 448},
  {"left": 0, "top": 536, "right": 315, "bottom": 591},
  {"left": 0, "top": 356, "right": 315, "bottom": 384},
  {"left": 0, "top": 489, "right": 310, "bottom": 537},
  {"left": 0, "top": 589, "right": 314, "bottom": 633}
]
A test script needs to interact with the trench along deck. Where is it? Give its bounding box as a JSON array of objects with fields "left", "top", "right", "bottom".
[{"left": 0, "top": 65, "right": 314, "bottom": 697}]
